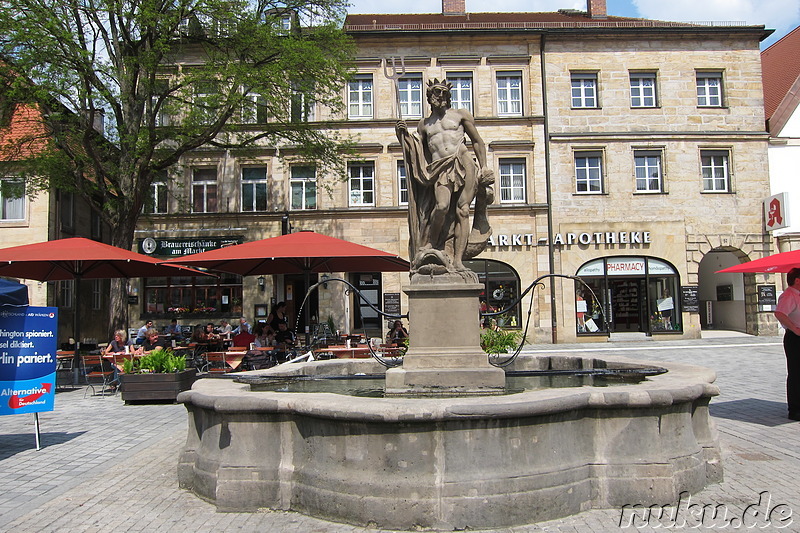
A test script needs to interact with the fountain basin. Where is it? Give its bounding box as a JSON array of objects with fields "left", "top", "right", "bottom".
[{"left": 177, "top": 354, "right": 722, "bottom": 530}]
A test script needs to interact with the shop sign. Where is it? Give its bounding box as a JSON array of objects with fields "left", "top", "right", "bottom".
[
  {"left": 138, "top": 236, "right": 243, "bottom": 257},
  {"left": 757, "top": 285, "right": 777, "bottom": 306},
  {"left": 764, "top": 193, "right": 789, "bottom": 232},
  {"left": 681, "top": 286, "right": 699, "bottom": 313},
  {"left": 606, "top": 258, "right": 645, "bottom": 276},
  {"left": 553, "top": 231, "right": 651, "bottom": 246},
  {"left": 384, "top": 293, "right": 401, "bottom": 316}
]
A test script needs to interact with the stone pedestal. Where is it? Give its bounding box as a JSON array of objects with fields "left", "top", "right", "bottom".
[{"left": 385, "top": 281, "right": 505, "bottom": 395}]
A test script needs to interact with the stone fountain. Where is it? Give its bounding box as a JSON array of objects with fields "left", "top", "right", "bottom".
[{"left": 176, "top": 80, "right": 722, "bottom": 529}]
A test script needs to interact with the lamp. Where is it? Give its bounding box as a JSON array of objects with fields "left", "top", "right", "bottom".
[
  {"left": 321, "top": 273, "right": 330, "bottom": 289},
  {"left": 257, "top": 276, "right": 265, "bottom": 292}
]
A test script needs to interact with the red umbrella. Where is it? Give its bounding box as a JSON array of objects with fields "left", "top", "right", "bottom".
[
  {"left": 716, "top": 249, "right": 800, "bottom": 274},
  {"left": 0, "top": 237, "right": 210, "bottom": 342},
  {"left": 162, "top": 231, "right": 409, "bottom": 275}
]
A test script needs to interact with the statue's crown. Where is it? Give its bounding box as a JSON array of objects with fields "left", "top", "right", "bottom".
[{"left": 426, "top": 78, "right": 453, "bottom": 92}]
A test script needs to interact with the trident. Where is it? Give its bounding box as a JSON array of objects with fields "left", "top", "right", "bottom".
[{"left": 383, "top": 56, "right": 406, "bottom": 120}]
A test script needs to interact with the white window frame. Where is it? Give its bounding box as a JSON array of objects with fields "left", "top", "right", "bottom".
[
  {"left": 634, "top": 151, "right": 663, "bottom": 193},
  {"left": 348, "top": 74, "right": 373, "bottom": 120},
  {"left": 496, "top": 71, "right": 523, "bottom": 116},
  {"left": 0, "top": 177, "right": 26, "bottom": 221},
  {"left": 397, "top": 161, "right": 408, "bottom": 206},
  {"left": 242, "top": 92, "right": 267, "bottom": 124},
  {"left": 696, "top": 72, "right": 723, "bottom": 107},
  {"left": 192, "top": 168, "right": 218, "bottom": 213},
  {"left": 447, "top": 72, "right": 473, "bottom": 113},
  {"left": 398, "top": 73, "right": 423, "bottom": 119},
  {"left": 575, "top": 152, "right": 603, "bottom": 194},
  {"left": 291, "top": 82, "right": 315, "bottom": 122},
  {"left": 241, "top": 166, "right": 268, "bottom": 212},
  {"left": 498, "top": 159, "right": 526, "bottom": 203},
  {"left": 701, "top": 150, "right": 730, "bottom": 192},
  {"left": 145, "top": 179, "right": 168, "bottom": 214},
  {"left": 348, "top": 162, "right": 375, "bottom": 206},
  {"left": 571, "top": 73, "right": 598, "bottom": 108},
  {"left": 290, "top": 166, "right": 317, "bottom": 210},
  {"left": 630, "top": 73, "right": 657, "bottom": 108}
]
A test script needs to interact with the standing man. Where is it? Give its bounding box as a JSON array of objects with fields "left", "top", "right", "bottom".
[
  {"left": 396, "top": 78, "right": 493, "bottom": 278},
  {"left": 774, "top": 267, "right": 800, "bottom": 421}
]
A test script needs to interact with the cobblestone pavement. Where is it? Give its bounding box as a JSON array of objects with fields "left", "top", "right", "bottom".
[{"left": 1, "top": 335, "right": 798, "bottom": 532}]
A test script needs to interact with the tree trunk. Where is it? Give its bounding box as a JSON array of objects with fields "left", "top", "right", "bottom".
[{"left": 107, "top": 211, "right": 138, "bottom": 341}]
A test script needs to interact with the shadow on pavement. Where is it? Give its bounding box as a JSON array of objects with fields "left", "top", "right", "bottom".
[
  {"left": 710, "top": 398, "right": 793, "bottom": 427},
  {"left": 0, "top": 431, "right": 87, "bottom": 459}
]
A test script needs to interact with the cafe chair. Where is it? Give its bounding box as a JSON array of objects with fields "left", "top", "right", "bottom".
[
  {"left": 203, "top": 352, "right": 231, "bottom": 373},
  {"left": 81, "top": 354, "right": 115, "bottom": 398}
]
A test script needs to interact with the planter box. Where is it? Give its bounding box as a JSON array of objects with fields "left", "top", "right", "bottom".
[{"left": 121, "top": 369, "right": 198, "bottom": 403}]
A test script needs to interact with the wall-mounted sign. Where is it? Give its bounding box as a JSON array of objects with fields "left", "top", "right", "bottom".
[
  {"left": 486, "top": 230, "right": 653, "bottom": 249},
  {"left": 764, "top": 192, "right": 789, "bottom": 232},
  {"left": 757, "top": 285, "right": 777, "bottom": 306},
  {"left": 716, "top": 284, "right": 733, "bottom": 302},
  {"left": 384, "top": 293, "right": 401, "bottom": 316},
  {"left": 138, "top": 236, "right": 243, "bottom": 257},
  {"left": 681, "top": 286, "right": 699, "bottom": 313}
]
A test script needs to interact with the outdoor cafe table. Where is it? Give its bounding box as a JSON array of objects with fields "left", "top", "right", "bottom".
[
  {"left": 313, "top": 345, "right": 372, "bottom": 359},
  {"left": 204, "top": 351, "right": 247, "bottom": 371}
]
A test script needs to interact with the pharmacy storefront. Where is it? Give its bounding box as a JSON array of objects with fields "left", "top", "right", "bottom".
[{"left": 574, "top": 256, "right": 682, "bottom": 336}]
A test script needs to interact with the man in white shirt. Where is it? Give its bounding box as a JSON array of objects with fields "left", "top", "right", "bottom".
[{"left": 773, "top": 267, "right": 800, "bottom": 421}]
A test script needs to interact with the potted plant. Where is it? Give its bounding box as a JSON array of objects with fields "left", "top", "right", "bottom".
[
  {"left": 120, "top": 347, "right": 197, "bottom": 403},
  {"left": 480, "top": 328, "right": 522, "bottom": 356}
]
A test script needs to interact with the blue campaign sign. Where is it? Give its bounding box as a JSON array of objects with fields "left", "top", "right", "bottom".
[{"left": 0, "top": 307, "right": 58, "bottom": 416}]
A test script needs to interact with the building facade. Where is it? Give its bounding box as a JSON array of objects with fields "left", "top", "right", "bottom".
[{"left": 133, "top": 0, "right": 776, "bottom": 343}]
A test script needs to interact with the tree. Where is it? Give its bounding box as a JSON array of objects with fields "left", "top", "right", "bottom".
[{"left": 0, "top": 0, "right": 354, "bottom": 333}]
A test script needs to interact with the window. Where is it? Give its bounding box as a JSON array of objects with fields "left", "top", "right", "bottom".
[
  {"left": 348, "top": 74, "right": 373, "bottom": 119},
  {"left": 145, "top": 175, "right": 168, "bottom": 214},
  {"left": 91, "top": 210, "right": 102, "bottom": 240},
  {"left": 0, "top": 178, "right": 25, "bottom": 220},
  {"left": 696, "top": 72, "right": 723, "bottom": 107},
  {"left": 193, "top": 83, "right": 218, "bottom": 124},
  {"left": 447, "top": 72, "right": 473, "bottom": 112},
  {"left": 242, "top": 93, "right": 267, "bottom": 124},
  {"left": 143, "top": 272, "right": 242, "bottom": 316},
  {"left": 59, "top": 280, "right": 74, "bottom": 308},
  {"left": 241, "top": 166, "right": 268, "bottom": 212},
  {"left": 575, "top": 152, "right": 603, "bottom": 194},
  {"left": 571, "top": 73, "right": 598, "bottom": 108},
  {"left": 291, "top": 82, "right": 315, "bottom": 122},
  {"left": 701, "top": 150, "right": 730, "bottom": 192},
  {"left": 290, "top": 166, "right": 317, "bottom": 210},
  {"left": 60, "top": 190, "right": 74, "bottom": 232},
  {"left": 397, "top": 161, "right": 408, "bottom": 205},
  {"left": 630, "top": 73, "right": 657, "bottom": 108},
  {"left": 192, "top": 168, "right": 217, "bottom": 213},
  {"left": 496, "top": 72, "right": 522, "bottom": 116},
  {"left": 499, "top": 159, "right": 526, "bottom": 203},
  {"left": 464, "top": 259, "right": 522, "bottom": 330},
  {"left": 92, "top": 279, "right": 102, "bottom": 310},
  {"left": 398, "top": 73, "right": 423, "bottom": 118},
  {"left": 152, "top": 79, "right": 171, "bottom": 127},
  {"left": 634, "top": 151, "right": 663, "bottom": 193},
  {"left": 348, "top": 162, "right": 374, "bottom": 206}
]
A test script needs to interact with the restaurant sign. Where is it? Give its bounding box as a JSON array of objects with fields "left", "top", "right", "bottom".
[
  {"left": 138, "top": 236, "right": 243, "bottom": 257},
  {"left": 0, "top": 307, "right": 58, "bottom": 416}
]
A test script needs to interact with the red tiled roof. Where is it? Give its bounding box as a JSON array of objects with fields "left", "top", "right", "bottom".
[
  {"left": 762, "top": 25, "right": 800, "bottom": 124},
  {"left": 0, "top": 104, "right": 50, "bottom": 161}
]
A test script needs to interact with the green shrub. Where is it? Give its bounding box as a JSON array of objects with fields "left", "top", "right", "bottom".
[
  {"left": 480, "top": 328, "right": 522, "bottom": 356},
  {"left": 124, "top": 347, "right": 186, "bottom": 373}
]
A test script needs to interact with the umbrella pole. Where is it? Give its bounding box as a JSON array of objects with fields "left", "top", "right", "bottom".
[
  {"left": 73, "top": 274, "right": 81, "bottom": 349},
  {"left": 303, "top": 270, "right": 311, "bottom": 346}
]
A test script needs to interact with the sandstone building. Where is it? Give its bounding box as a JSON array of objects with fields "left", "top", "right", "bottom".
[{"left": 133, "top": 0, "right": 775, "bottom": 342}]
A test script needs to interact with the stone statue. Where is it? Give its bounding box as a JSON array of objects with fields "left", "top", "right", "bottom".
[{"left": 395, "top": 78, "right": 494, "bottom": 283}]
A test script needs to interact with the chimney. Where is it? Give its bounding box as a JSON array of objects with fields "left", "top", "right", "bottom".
[
  {"left": 442, "top": 0, "right": 465, "bottom": 15},
  {"left": 587, "top": 0, "right": 607, "bottom": 19}
]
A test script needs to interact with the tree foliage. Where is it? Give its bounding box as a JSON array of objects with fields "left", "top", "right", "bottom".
[{"left": 0, "top": 0, "right": 354, "bottom": 247}]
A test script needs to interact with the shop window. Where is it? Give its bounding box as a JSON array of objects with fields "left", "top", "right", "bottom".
[
  {"left": 447, "top": 72, "right": 473, "bottom": 113},
  {"left": 464, "top": 259, "right": 521, "bottom": 329},
  {"left": 143, "top": 273, "right": 243, "bottom": 317}
]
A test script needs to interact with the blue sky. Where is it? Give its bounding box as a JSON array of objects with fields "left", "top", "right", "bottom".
[{"left": 347, "top": 0, "right": 800, "bottom": 49}]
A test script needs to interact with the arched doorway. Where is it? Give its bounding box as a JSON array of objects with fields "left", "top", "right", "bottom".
[
  {"left": 464, "top": 259, "right": 522, "bottom": 329},
  {"left": 698, "top": 250, "right": 749, "bottom": 333}
]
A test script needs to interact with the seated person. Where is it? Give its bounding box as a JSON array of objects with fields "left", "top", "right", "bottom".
[
  {"left": 232, "top": 323, "right": 256, "bottom": 348},
  {"left": 386, "top": 320, "right": 409, "bottom": 344},
  {"left": 273, "top": 322, "right": 297, "bottom": 362},
  {"left": 254, "top": 324, "right": 275, "bottom": 348},
  {"left": 190, "top": 325, "right": 206, "bottom": 343},
  {"left": 105, "top": 329, "right": 133, "bottom": 354},
  {"left": 165, "top": 318, "right": 183, "bottom": 341},
  {"left": 135, "top": 320, "right": 153, "bottom": 344},
  {"left": 137, "top": 328, "right": 166, "bottom": 353}
]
